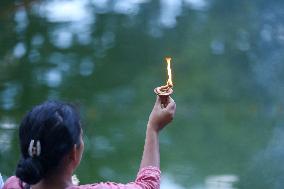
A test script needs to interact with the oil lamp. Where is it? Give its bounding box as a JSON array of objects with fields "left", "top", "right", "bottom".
[{"left": 154, "top": 57, "right": 174, "bottom": 108}]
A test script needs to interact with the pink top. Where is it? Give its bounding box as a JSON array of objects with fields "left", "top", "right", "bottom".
[{"left": 3, "top": 166, "right": 160, "bottom": 189}]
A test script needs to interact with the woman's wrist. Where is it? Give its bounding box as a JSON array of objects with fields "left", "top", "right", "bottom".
[{"left": 147, "top": 122, "right": 160, "bottom": 134}]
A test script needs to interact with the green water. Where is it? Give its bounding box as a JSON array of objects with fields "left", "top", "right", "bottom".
[{"left": 1, "top": 0, "right": 284, "bottom": 188}]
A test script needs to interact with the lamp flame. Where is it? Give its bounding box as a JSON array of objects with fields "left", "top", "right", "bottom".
[
  {"left": 154, "top": 57, "right": 174, "bottom": 102},
  {"left": 165, "top": 57, "right": 173, "bottom": 88}
]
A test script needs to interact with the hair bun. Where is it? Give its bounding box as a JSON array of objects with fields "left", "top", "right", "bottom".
[{"left": 15, "top": 157, "right": 44, "bottom": 185}]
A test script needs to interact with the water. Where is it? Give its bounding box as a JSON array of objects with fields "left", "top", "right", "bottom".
[{"left": 1, "top": 0, "right": 284, "bottom": 188}]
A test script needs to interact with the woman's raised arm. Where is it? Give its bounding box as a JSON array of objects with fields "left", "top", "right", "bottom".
[
  {"left": 140, "top": 96, "right": 176, "bottom": 169},
  {"left": 70, "top": 96, "right": 176, "bottom": 189}
]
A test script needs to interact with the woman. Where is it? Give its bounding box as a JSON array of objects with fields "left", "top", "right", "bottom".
[
  {"left": 0, "top": 173, "right": 3, "bottom": 188},
  {"left": 3, "top": 96, "right": 176, "bottom": 189}
]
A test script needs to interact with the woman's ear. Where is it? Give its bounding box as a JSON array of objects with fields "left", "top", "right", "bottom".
[
  {"left": 69, "top": 144, "right": 79, "bottom": 162},
  {"left": 60, "top": 145, "right": 80, "bottom": 174}
]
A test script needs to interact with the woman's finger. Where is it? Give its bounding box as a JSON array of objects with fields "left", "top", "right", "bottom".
[
  {"left": 154, "top": 95, "right": 162, "bottom": 108},
  {"left": 166, "top": 97, "right": 176, "bottom": 111}
]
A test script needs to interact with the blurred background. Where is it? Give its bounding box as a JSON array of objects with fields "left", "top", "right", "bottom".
[{"left": 1, "top": 0, "right": 284, "bottom": 188}]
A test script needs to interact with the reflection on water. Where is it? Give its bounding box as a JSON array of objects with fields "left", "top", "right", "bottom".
[
  {"left": 0, "top": 118, "right": 16, "bottom": 155},
  {"left": 14, "top": 8, "right": 28, "bottom": 34},
  {"left": 43, "top": 69, "right": 62, "bottom": 88},
  {"left": 205, "top": 175, "right": 238, "bottom": 189},
  {"left": 162, "top": 174, "right": 238, "bottom": 189},
  {"left": 0, "top": 117, "right": 16, "bottom": 130},
  {"left": 42, "top": 0, "right": 92, "bottom": 22},
  {"left": 1, "top": 83, "right": 21, "bottom": 110},
  {"left": 185, "top": 0, "right": 208, "bottom": 11},
  {"left": 1, "top": 0, "right": 284, "bottom": 188},
  {"left": 159, "top": 0, "right": 182, "bottom": 28},
  {"left": 39, "top": 0, "right": 94, "bottom": 47},
  {"left": 0, "top": 132, "right": 12, "bottom": 153},
  {"left": 80, "top": 58, "right": 95, "bottom": 77},
  {"left": 210, "top": 38, "right": 225, "bottom": 55},
  {"left": 13, "top": 42, "right": 26, "bottom": 59},
  {"left": 161, "top": 174, "right": 186, "bottom": 189}
]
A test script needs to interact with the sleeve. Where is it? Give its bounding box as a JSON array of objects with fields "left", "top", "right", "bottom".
[
  {"left": 3, "top": 176, "right": 24, "bottom": 189},
  {"left": 131, "top": 166, "right": 161, "bottom": 189},
  {"left": 77, "top": 166, "right": 161, "bottom": 189}
]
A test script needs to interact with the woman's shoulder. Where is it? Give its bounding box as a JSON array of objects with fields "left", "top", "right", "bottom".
[
  {"left": 68, "top": 183, "right": 100, "bottom": 189},
  {"left": 3, "top": 176, "right": 24, "bottom": 189},
  {"left": 68, "top": 166, "right": 161, "bottom": 189}
]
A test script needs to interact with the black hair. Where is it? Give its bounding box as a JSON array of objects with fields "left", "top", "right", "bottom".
[{"left": 15, "top": 101, "right": 82, "bottom": 185}]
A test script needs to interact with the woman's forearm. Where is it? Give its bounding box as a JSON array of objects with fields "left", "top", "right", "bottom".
[
  {"left": 140, "top": 124, "right": 160, "bottom": 169},
  {"left": 139, "top": 96, "right": 175, "bottom": 169}
]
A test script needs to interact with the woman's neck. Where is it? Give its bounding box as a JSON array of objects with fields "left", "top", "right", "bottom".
[{"left": 31, "top": 173, "right": 73, "bottom": 189}]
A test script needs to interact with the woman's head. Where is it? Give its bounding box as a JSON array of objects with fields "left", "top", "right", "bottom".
[{"left": 15, "top": 101, "right": 83, "bottom": 185}]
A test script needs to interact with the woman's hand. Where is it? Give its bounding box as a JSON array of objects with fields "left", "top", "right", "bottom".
[{"left": 148, "top": 96, "right": 176, "bottom": 132}]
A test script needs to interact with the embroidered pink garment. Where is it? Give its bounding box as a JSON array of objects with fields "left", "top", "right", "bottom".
[{"left": 3, "top": 166, "right": 160, "bottom": 189}]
